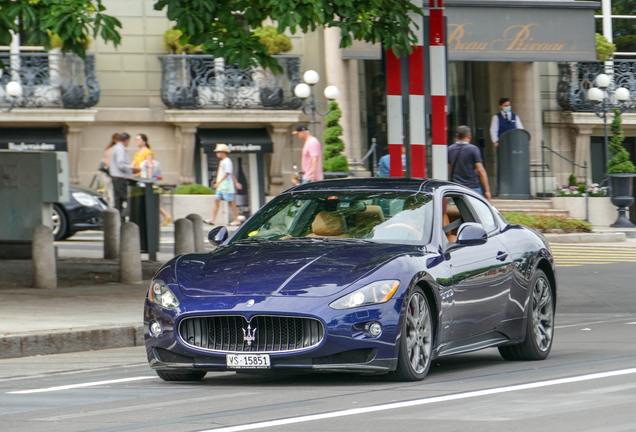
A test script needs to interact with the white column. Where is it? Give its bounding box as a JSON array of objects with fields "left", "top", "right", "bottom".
[
  {"left": 268, "top": 123, "right": 292, "bottom": 194},
  {"left": 512, "top": 62, "right": 542, "bottom": 164},
  {"left": 65, "top": 123, "right": 85, "bottom": 184},
  {"left": 324, "top": 27, "right": 352, "bottom": 159},
  {"left": 174, "top": 123, "right": 199, "bottom": 184},
  {"left": 574, "top": 126, "right": 593, "bottom": 184}
]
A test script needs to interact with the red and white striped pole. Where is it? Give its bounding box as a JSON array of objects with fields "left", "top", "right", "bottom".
[
  {"left": 429, "top": 0, "right": 447, "bottom": 180},
  {"left": 409, "top": 0, "right": 426, "bottom": 178},
  {"left": 386, "top": 50, "right": 403, "bottom": 177},
  {"left": 386, "top": 0, "right": 426, "bottom": 178}
]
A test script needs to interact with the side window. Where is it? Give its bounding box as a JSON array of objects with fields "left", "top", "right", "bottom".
[
  {"left": 466, "top": 196, "right": 497, "bottom": 233},
  {"left": 441, "top": 195, "right": 477, "bottom": 243}
]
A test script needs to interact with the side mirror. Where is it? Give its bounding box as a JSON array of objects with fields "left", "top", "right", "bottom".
[
  {"left": 208, "top": 226, "right": 228, "bottom": 246},
  {"left": 456, "top": 222, "right": 488, "bottom": 246}
]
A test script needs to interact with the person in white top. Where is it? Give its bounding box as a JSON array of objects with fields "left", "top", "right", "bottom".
[
  {"left": 490, "top": 98, "right": 525, "bottom": 192},
  {"left": 205, "top": 144, "right": 243, "bottom": 226}
]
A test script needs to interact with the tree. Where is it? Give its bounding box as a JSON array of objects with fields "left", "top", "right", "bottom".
[
  {"left": 153, "top": 0, "right": 423, "bottom": 70},
  {"left": 607, "top": 109, "right": 636, "bottom": 174},
  {"left": 0, "top": 0, "right": 121, "bottom": 59},
  {"left": 323, "top": 100, "right": 349, "bottom": 172}
]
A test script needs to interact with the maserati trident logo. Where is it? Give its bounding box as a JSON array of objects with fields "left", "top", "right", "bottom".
[
  {"left": 242, "top": 324, "right": 257, "bottom": 346},
  {"left": 246, "top": 299, "right": 255, "bottom": 307}
]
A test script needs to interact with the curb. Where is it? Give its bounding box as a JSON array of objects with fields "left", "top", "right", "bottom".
[
  {"left": 544, "top": 232, "right": 627, "bottom": 243},
  {"left": 0, "top": 325, "right": 144, "bottom": 359}
]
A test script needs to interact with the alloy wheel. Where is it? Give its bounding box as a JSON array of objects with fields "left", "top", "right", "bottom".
[
  {"left": 51, "top": 207, "right": 61, "bottom": 236},
  {"left": 405, "top": 292, "right": 432, "bottom": 374},
  {"left": 532, "top": 276, "right": 554, "bottom": 352}
]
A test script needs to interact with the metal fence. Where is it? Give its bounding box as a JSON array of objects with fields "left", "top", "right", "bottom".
[
  {"left": 0, "top": 53, "right": 99, "bottom": 109},
  {"left": 159, "top": 55, "right": 303, "bottom": 110},
  {"left": 557, "top": 61, "right": 636, "bottom": 112}
]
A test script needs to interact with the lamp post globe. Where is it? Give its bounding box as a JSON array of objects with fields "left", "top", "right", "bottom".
[
  {"left": 615, "top": 87, "right": 631, "bottom": 102},
  {"left": 587, "top": 87, "right": 604, "bottom": 103},
  {"left": 294, "top": 83, "right": 311, "bottom": 99},
  {"left": 303, "top": 70, "right": 320, "bottom": 85},
  {"left": 595, "top": 73, "right": 611, "bottom": 89},
  {"left": 324, "top": 86, "right": 340, "bottom": 100},
  {"left": 6, "top": 81, "right": 22, "bottom": 98}
]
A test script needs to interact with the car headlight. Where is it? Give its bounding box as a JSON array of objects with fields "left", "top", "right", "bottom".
[
  {"left": 148, "top": 279, "right": 180, "bottom": 309},
  {"left": 329, "top": 280, "right": 400, "bottom": 310},
  {"left": 72, "top": 192, "right": 101, "bottom": 207}
]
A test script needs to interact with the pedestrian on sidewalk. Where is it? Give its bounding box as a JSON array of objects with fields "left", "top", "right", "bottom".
[
  {"left": 205, "top": 144, "right": 243, "bottom": 226},
  {"left": 99, "top": 132, "right": 120, "bottom": 207},
  {"left": 109, "top": 133, "right": 140, "bottom": 222},
  {"left": 378, "top": 146, "right": 406, "bottom": 177},
  {"left": 448, "top": 125, "right": 492, "bottom": 200},
  {"left": 490, "top": 97, "right": 525, "bottom": 193},
  {"left": 292, "top": 124, "right": 323, "bottom": 183}
]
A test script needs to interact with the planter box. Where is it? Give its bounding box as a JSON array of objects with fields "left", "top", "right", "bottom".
[
  {"left": 551, "top": 197, "right": 621, "bottom": 226},
  {"left": 162, "top": 194, "right": 231, "bottom": 225}
]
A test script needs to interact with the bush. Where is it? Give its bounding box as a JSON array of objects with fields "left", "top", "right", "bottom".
[
  {"left": 323, "top": 100, "right": 350, "bottom": 172},
  {"left": 596, "top": 33, "right": 616, "bottom": 62},
  {"left": 174, "top": 184, "right": 215, "bottom": 195},
  {"left": 503, "top": 212, "right": 592, "bottom": 233},
  {"left": 607, "top": 109, "right": 636, "bottom": 174},
  {"left": 253, "top": 26, "right": 292, "bottom": 55}
]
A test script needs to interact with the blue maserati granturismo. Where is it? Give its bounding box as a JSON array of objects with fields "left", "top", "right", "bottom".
[{"left": 144, "top": 178, "right": 556, "bottom": 382}]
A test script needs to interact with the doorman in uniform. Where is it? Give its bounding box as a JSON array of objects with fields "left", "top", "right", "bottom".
[{"left": 490, "top": 97, "right": 525, "bottom": 193}]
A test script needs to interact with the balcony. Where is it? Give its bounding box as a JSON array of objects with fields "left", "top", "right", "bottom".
[
  {"left": 159, "top": 55, "right": 302, "bottom": 110},
  {"left": 0, "top": 53, "right": 99, "bottom": 109},
  {"left": 557, "top": 61, "right": 636, "bottom": 112}
]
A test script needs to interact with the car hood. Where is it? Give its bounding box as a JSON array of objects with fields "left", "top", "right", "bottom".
[{"left": 175, "top": 242, "right": 418, "bottom": 298}]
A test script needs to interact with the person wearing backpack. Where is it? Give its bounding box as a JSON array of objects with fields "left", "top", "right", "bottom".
[{"left": 447, "top": 125, "right": 492, "bottom": 200}]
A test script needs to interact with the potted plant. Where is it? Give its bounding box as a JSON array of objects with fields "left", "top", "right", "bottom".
[
  {"left": 322, "top": 100, "right": 351, "bottom": 179},
  {"left": 253, "top": 26, "right": 292, "bottom": 107},
  {"left": 551, "top": 174, "right": 615, "bottom": 225},
  {"left": 606, "top": 109, "right": 636, "bottom": 227}
]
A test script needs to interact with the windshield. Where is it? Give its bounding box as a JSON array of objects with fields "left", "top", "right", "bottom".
[{"left": 231, "top": 191, "right": 434, "bottom": 245}]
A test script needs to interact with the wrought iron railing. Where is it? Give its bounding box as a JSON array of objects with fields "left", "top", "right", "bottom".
[
  {"left": 557, "top": 61, "right": 636, "bottom": 112},
  {"left": 0, "top": 52, "right": 99, "bottom": 109},
  {"left": 158, "top": 55, "right": 302, "bottom": 110}
]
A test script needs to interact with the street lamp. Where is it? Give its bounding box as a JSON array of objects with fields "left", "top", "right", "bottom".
[
  {"left": 0, "top": 70, "right": 22, "bottom": 112},
  {"left": 293, "top": 70, "right": 339, "bottom": 136},
  {"left": 587, "top": 73, "right": 632, "bottom": 182}
]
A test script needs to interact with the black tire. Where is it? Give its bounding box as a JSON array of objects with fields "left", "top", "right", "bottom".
[
  {"left": 52, "top": 204, "right": 69, "bottom": 241},
  {"left": 155, "top": 370, "right": 207, "bottom": 382},
  {"left": 389, "top": 287, "right": 434, "bottom": 382},
  {"left": 499, "top": 269, "right": 555, "bottom": 361}
]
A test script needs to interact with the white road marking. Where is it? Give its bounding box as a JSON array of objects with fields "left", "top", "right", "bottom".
[
  {"left": 7, "top": 376, "right": 155, "bottom": 394},
  {"left": 555, "top": 317, "right": 636, "bottom": 329},
  {"left": 196, "top": 368, "right": 636, "bottom": 432},
  {"left": 35, "top": 392, "right": 257, "bottom": 421}
]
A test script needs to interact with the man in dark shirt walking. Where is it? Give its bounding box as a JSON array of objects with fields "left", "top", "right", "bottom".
[{"left": 447, "top": 125, "right": 492, "bottom": 200}]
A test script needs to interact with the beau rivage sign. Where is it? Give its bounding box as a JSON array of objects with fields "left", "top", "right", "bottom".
[
  {"left": 341, "top": 1, "right": 599, "bottom": 62},
  {"left": 445, "top": 1, "right": 599, "bottom": 61}
]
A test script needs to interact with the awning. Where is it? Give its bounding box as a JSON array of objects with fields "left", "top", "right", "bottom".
[
  {"left": 197, "top": 128, "right": 273, "bottom": 154},
  {"left": 341, "top": 0, "right": 600, "bottom": 62},
  {"left": 0, "top": 127, "right": 67, "bottom": 151}
]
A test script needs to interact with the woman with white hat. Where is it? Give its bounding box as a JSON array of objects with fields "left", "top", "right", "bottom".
[{"left": 205, "top": 143, "right": 242, "bottom": 226}]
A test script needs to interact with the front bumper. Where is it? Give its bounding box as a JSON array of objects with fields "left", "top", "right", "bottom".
[{"left": 144, "top": 294, "right": 404, "bottom": 374}]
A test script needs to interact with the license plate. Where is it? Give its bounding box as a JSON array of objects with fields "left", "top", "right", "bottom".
[{"left": 226, "top": 354, "right": 271, "bottom": 369}]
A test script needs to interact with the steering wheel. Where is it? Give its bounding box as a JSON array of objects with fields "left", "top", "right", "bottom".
[{"left": 384, "top": 223, "right": 422, "bottom": 239}]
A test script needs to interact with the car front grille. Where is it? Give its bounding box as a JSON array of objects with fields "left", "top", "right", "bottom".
[{"left": 179, "top": 315, "right": 324, "bottom": 353}]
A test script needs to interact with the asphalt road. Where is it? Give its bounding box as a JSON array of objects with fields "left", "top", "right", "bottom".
[{"left": 1, "top": 259, "right": 635, "bottom": 432}]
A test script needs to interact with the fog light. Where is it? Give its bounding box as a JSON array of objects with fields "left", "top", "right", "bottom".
[
  {"left": 150, "top": 321, "right": 163, "bottom": 337},
  {"left": 366, "top": 322, "right": 382, "bottom": 337}
]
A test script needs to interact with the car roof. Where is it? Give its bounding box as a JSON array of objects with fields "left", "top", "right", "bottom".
[{"left": 287, "top": 177, "right": 452, "bottom": 194}]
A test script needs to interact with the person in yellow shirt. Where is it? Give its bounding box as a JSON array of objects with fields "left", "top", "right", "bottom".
[
  {"left": 131, "top": 134, "right": 172, "bottom": 226},
  {"left": 132, "top": 134, "right": 153, "bottom": 173}
]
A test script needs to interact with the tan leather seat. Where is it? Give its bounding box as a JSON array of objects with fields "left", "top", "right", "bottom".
[
  {"left": 349, "top": 205, "right": 385, "bottom": 237},
  {"left": 307, "top": 211, "right": 349, "bottom": 237},
  {"left": 444, "top": 205, "right": 461, "bottom": 243},
  {"left": 443, "top": 213, "right": 457, "bottom": 243}
]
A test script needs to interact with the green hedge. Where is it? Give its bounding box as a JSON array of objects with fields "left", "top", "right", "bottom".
[
  {"left": 503, "top": 212, "right": 592, "bottom": 233},
  {"left": 174, "top": 184, "right": 215, "bottom": 195}
]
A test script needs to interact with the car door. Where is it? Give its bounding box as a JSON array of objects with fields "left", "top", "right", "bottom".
[{"left": 443, "top": 194, "right": 514, "bottom": 341}]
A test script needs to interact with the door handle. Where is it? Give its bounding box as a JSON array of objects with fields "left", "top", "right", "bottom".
[{"left": 496, "top": 251, "right": 508, "bottom": 261}]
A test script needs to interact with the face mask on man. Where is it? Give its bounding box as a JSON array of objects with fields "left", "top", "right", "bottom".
[{"left": 503, "top": 106, "right": 512, "bottom": 113}]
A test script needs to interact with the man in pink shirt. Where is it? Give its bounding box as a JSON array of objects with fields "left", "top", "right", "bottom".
[{"left": 292, "top": 124, "right": 323, "bottom": 183}]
